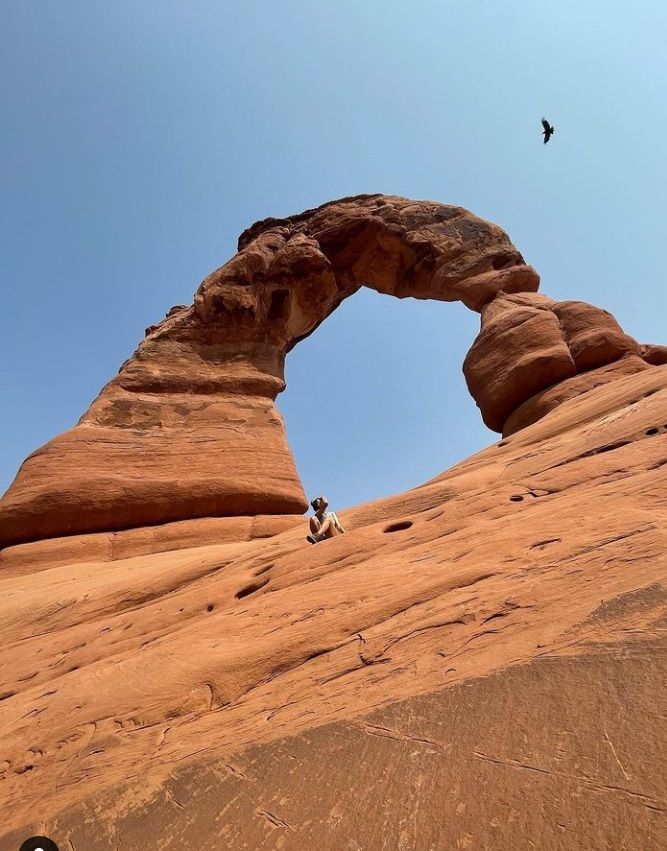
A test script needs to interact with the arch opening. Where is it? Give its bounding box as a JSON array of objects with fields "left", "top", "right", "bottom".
[{"left": 281, "top": 289, "right": 492, "bottom": 511}]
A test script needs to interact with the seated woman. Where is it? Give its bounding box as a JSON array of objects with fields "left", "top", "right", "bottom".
[{"left": 307, "top": 495, "right": 347, "bottom": 544}]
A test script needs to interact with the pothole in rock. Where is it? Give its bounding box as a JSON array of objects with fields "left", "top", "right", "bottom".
[{"left": 383, "top": 520, "right": 414, "bottom": 533}]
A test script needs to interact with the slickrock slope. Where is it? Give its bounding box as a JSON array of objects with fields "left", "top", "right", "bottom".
[
  {"left": 0, "top": 196, "right": 665, "bottom": 850},
  {"left": 0, "top": 368, "right": 665, "bottom": 850}
]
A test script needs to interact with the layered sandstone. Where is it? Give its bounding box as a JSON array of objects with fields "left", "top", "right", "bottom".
[
  {"left": 0, "top": 366, "right": 665, "bottom": 850},
  {"left": 462, "top": 292, "right": 649, "bottom": 433},
  {"left": 0, "top": 195, "right": 665, "bottom": 850},
  {"left": 0, "top": 195, "right": 542, "bottom": 547},
  {"left": 1, "top": 194, "right": 661, "bottom": 549}
]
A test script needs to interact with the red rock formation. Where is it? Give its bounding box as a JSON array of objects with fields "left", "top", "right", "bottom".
[
  {"left": 4, "top": 194, "right": 663, "bottom": 552},
  {"left": 0, "top": 366, "right": 665, "bottom": 850},
  {"left": 462, "top": 292, "right": 649, "bottom": 434},
  {"left": 0, "top": 195, "right": 540, "bottom": 547},
  {"left": 0, "top": 196, "right": 665, "bottom": 849}
]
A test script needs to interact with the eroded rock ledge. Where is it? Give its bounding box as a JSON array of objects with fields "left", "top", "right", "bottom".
[{"left": 0, "top": 194, "right": 663, "bottom": 546}]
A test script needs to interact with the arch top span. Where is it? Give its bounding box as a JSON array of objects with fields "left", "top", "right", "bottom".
[{"left": 194, "top": 194, "right": 540, "bottom": 347}]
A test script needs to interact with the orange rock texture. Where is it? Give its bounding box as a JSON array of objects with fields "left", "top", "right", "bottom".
[
  {"left": 1, "top": 195, "right": 542, "bottom": 548},
  {"left": 0, "top": 195, "right": 665, "bottom": 850},
  {"left": 463, "top": 292, "right": 649, "bottom": 434},
  {"left": 0, "top": 195, "right": 661, "bottom": 549}
]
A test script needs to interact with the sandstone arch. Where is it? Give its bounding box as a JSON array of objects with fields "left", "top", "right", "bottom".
[{"left": 0, "top": 194, "right": 663, "bottom": 547}]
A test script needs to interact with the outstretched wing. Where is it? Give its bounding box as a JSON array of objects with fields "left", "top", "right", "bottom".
[{"left": 541, "top": 117, "right": 554, "bottom": 144}]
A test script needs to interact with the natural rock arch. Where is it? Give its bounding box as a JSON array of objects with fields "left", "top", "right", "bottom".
[{"left": 0, "top": 194, "right": 663, "bottom": 547}]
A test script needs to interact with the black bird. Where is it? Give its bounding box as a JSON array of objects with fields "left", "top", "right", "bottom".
[{"left": 541, "top": 117, "right": 555, "bottom": 144}]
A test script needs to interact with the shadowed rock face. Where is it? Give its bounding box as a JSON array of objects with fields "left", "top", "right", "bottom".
[{"left": 0, "top": 194, "right": 661, "bottom": 547}]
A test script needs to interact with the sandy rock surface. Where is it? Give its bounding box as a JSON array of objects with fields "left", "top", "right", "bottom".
[
  {"left": 0, "top": 366, "right": 665, "bottom": 850},
  {"left": 0, "top": 196, "right": 665, "bottom": 849}
]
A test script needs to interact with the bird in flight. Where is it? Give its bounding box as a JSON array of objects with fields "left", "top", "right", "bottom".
[{"left": 541, "top": 117, "right": 555, "bottom": 144}]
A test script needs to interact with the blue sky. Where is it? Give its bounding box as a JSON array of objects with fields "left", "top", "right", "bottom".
[{"left": 1, "top": 1, "right": 665, "bottom": 510}]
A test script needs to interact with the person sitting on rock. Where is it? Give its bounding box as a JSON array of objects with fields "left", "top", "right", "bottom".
[{"left": 307, "top": 496, "right": 346, "bottom": 544}]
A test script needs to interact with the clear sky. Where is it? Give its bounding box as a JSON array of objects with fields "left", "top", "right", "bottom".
[{"left": 1, "top": 1, "right": 665, "bottom": 511}]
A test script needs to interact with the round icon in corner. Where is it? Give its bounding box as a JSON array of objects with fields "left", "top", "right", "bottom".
[{"left": 19, "top": 837, "right": 60, "bottom": 851}]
